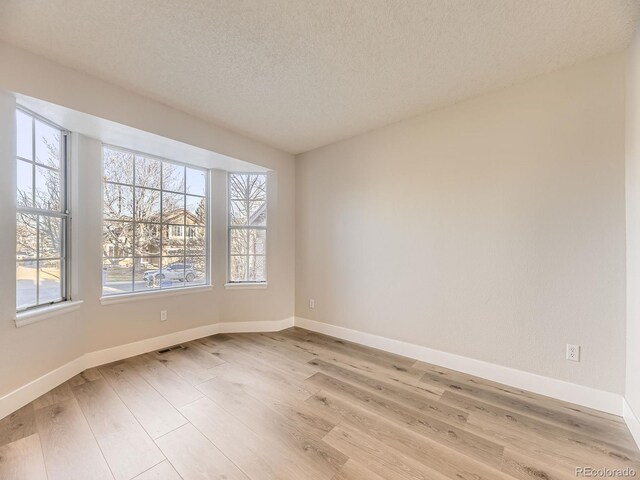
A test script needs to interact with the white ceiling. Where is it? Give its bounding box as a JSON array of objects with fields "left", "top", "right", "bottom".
[{"left": 1, "top": 1, "right": 638, "bottom": 154}]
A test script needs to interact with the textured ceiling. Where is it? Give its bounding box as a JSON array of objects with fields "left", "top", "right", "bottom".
[{"left": 1, "top": 1, "right": 638, "bottom": 154}]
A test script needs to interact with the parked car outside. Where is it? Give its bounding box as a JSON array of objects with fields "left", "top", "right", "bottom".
[{"left": 143, "top": 263, "right": 197, "bottom": 287}]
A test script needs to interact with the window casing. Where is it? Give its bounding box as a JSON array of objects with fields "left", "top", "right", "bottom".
[
  {"left": 102, "top": 146, "right": 209, "bottom": 296},
  {"left": 16, "top": 108, "right": 70, "bottom": 312},
  {"left": 228, "top": 173, "right": 267, "bottom": 283}
]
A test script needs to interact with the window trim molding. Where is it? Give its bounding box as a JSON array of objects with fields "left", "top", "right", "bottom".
[
  {"left": 15, "top": 300, "right": 83, "bottom": 328},
  {"left": 100, "top": 285, "right": 213, "bottom": 305},
  {"left": 224, "top": 282, "right": 267, "bottom": 290}
]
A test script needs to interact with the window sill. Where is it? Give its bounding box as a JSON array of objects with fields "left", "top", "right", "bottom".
[
  {"left": 100, "top": 285, "right": 213, "bottom": 305},
  {"left": 224, "top": 282, "right": 268, "bottom": 290},
  {"left": 15, "top": 300, "right": 84, "bottom": 328}
]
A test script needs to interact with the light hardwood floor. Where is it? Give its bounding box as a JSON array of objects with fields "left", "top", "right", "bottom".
[{"left": 0, "top": 327, "right": 638, "bottom": 480}]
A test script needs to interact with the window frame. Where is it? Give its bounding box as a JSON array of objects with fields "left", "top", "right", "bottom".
[
  {"left": 101, "top": 144, "right": 211, "bottom": 297},
  {"left": 227, "top": 172, "right": 267, "bottom": 284},
  {"left": 15, "top": 106, "right": 71, "bottom": 313}
]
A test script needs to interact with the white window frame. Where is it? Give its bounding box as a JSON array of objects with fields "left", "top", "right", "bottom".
[
  {"left": 15, "top": 106, "right": 71, "bottom": 313},
  {"left": 101, "top": 145, "right": 211, "bottom": 297},
  {"left": 227, "top": 172, "right": 267, "bottom": 284}
]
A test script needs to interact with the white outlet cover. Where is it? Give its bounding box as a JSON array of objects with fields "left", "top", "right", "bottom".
[
  {"left": 566, "top": 344, "right": 580, "bottom": 362},
  {"left": 309, "top": 299, "right": 315, "bottom": 309},
  {"left": 160, "top": 310, "right": 168, "bottom": 321}
]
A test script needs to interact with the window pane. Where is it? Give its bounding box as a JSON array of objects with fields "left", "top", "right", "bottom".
[
  {"left": 16, "top": 213, "right": 37, "bottom": 260},
  {"left": 135, "top": 155, "right": 161, "bottom": 189},
  {"left": 249, "top": 229, "right": 266, "bottom": 255},
  {"left": 185, "top": 256, "right": 206, "bottom": 285},
  {"left": 103, "top": 221, "right": 133, "bottom": 258},
  {"left": 230, "top": 173, "right": 266, "bottom": 200},
  {"left": 248, "top": 255, "right": 266, "bottom": 282},
  {"left": 35, "top": 119, "right": 61, "bottom": 169},
  {"left": 16, "top": 110, "right": 32, "bottom": 160},
  {"left": 230, "top": 200, "right": 248, "bottom": 225},
  {"left": 103, "top": 259, "right": 133, "bottom": 294},
  {"left": 39, "top": 216, "right": 63, "bottom": 259},
  {"left": 135, "top": 188, "right": 161, "bottom": 222},
  {"left": 186, "top": 226, "right": 205, "bottom": 255},
  {"left": 39, "top": 259, "right": 62, "bottom": 304},
  {"left": 230, "top": 255, "right": 247, "bottom": 282},
  {"left": 248, "top": 201, "right": 266, "bottom": 226},
  {"left": 104, "top": 149, "right": 134, "bottom": 184},
  {"left": 134, "top": 223, "right": 161, "bottom": 256},
  {"left": 230, "top": 229, "right": 246, "bottom": 255},
  {"left": 17, "top": 160, "right": 33, "bottom": 207},
  {"left": 230, "top": 229, "right": 265, "bottom": 255},
  {"left": 104, "top": 183, "right": 134, "bottom": 220},
  {"left": 186, "top": 167, "right": 206, "bottom": 196},
  {"left": 17, "top": 261, "right": 37, "bottom": 309},
  {"left": 35, "top": 166, "right": 61, "bottom": 211},
  {"left": 162, "top": 162, "right": 184, "bottom": 193},
  {"left": 134, "top": 257, "right": 160, "bottom": 291},
  {"left": 162, "top": 192, "right": 185, "bottom": 223},
  {"left": 162, "top": 224, "right": 185, "bottom": 256},
  {"left": 247, "top": 174, "right": 267, "bottom": 201},
  {"left": 186, "top": 195, "right": 206, "bottom": 227},
  {"left": 229, "top": 174, "right": 247, "bottom": 199},
  {"left": 161, "top": 257, "right": 186, "bottom": 288}
]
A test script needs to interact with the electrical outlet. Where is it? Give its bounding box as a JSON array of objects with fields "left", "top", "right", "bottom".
[
  {"left": 309, "top": 299, "right": 315, "bottom": 309},
  {"left": 160, "top": 310, "right": 168, "bottom": 321},
  {"left": 566, "top": 344, "right": 580, "bottom": 362}
]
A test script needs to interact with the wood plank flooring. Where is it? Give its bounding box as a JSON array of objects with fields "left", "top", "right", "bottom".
[{"left": 0, "top": 327, "right": 638, "bottom": 479}]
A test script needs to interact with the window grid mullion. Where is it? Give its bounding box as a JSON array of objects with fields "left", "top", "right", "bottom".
[
  {"left": 159, "top": 165, "right": 164, "bottom": 289},
  {"left": 245, "top": 195, "right": 250, "bottom": 281},
  {"left": 35, "top": 215, "right": 40, "bottom": 305},
  {"left": 131, "top": 154, "right": 136, "bottom": 292},
  {"left": 31, "top": 116, "right": 36, "bottom": 209},
  {"left": 183, "top": 182, "right": 187, "bottom": 265},
  {"left": 17, "top": 207, "right": 68, "bottom": 218}
]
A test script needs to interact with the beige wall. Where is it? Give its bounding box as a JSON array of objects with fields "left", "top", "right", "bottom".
[
  {"left": 0, "top": 43, "right": 295, "bottom": 398},
  {"left": 626, "top": 28, "right": 640, "bottom": 416},
  {"left": 296, "top": 53, "right": 627, "bottom": 393}
]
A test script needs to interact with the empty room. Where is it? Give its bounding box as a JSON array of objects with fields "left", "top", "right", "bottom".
[{"left": 1, "top": 1, "right": 640, "bottom": 479}]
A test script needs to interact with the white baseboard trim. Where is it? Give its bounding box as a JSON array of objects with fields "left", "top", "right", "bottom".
[
  {"left": 0, "top": 317, "right": 294, "bottom": 420},
  {"left": 0, "top": 355, "right": 87, "bottom": 421},
  {"left": 623, "top": 398, "right": 640, "bottom": 450},
  {"left": 294, "top": 317, "right": 623, "bottom": 416},
  {"left": 84, "top": 317, "right": 294, "bottom": 367},
  {"left": 0, "top": 315, "right": 626, "bottom": 425}
]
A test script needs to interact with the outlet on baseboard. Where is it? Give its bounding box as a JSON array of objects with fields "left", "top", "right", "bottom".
[
  {"left": 566, "top": 344, "right": 580, "bottom": 362},
  {"left": 160, "top": 310, "right": 168, "bottom": 321},
  {"left": 309, "top": 299, "right": 315, "bottom": 309}
]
